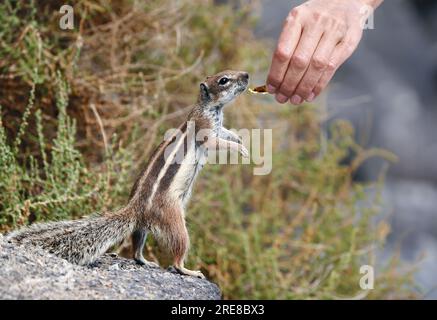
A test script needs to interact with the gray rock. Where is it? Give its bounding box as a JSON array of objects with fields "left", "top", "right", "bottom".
[{"left": 0, "top": 234, "right": 220, "bottom": 300}]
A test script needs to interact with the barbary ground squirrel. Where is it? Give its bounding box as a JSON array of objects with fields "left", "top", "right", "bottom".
[{"left": 7, "top": 70, "right": 250, "bottom": 279}]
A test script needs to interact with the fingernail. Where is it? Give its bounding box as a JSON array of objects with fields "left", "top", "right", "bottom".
[
  {"left": 290, "top": 95, "right": 303, "bottom": 105},
  {"left": 306, "top": 92, "right": 315, "bottom": 102},
  {"left": 267, "top": 84, "right": 276, "bottom": 94},
  {"left": 275, "top": 93, "right": 288, "bottom": 104}
]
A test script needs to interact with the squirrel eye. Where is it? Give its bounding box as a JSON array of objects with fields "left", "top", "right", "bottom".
[{"left": 219, "top": 77, "right": 229, "bottom": 85}]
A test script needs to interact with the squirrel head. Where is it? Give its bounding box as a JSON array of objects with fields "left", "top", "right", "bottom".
[{"left": 198, "top": 70, "right": 249, "bottom": 106}]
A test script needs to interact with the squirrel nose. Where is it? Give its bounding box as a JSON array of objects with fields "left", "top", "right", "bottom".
[{"left": 242, "top": 72, "right": 249, "bottom": 80}]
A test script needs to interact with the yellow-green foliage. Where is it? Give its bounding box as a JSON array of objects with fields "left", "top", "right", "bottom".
[
  {"left": 0, "top": 0, "right": 415, "bottom": 299},
  {"left": 0, "top": 73, "right": 133, "bottom": 228}
]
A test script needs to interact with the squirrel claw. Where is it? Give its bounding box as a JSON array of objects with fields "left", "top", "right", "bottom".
[
  {"left": 240, "top": 146, "right": 249, "bottom": 158},
  {"left": 174, "top": 266, "right": 206, "bottom": 279},
  {"left": 192, "top": 270, "right": 206, "bottom": 279},
  {"left": 134, "top": 256, "right": 159, "bottom": 268}
]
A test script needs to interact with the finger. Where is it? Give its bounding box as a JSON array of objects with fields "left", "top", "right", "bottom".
[
  {"left": 313, "top": 30, "right": 362, "bottom": 98},
  {"left": 293, "top": 28, "right": 344, "bottom": 102},
  {"left": 275, "top": 24, "right": 324, "bottom": 104},
  {"left": 266, "top": 13, "right": 302, "bottom": 94}
]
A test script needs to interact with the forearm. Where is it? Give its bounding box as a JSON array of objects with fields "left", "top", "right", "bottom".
[
  {"left": 220, "top": 128, "right": 241, "bottom": 144},
  {"left": 205, "top": 136, "right": 249, "bottom": 158}
]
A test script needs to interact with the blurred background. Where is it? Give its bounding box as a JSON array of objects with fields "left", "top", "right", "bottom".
[{"left": 257, "top": 0, "right": 437, "bottom": 298}]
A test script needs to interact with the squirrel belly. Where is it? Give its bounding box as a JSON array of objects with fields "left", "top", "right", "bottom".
[{"left": 7, "top": 207, "right": 136, "bottom": 265}]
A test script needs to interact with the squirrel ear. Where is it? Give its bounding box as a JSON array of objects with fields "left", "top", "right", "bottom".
[{"left": 199, "top": 82, "right": 210, "bottom": 103}]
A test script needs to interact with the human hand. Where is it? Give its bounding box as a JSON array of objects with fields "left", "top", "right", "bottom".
[{"left": 266, "top": 0, "right": 382, "bottom": 105}]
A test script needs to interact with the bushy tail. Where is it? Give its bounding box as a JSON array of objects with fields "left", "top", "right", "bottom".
[{"left": 6, "top": 207, "right": 136, "bottom": 265}]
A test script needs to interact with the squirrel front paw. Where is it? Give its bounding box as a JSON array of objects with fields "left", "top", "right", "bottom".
[{"left": 239, "top": 145, "right": 249, "bottom": 158}]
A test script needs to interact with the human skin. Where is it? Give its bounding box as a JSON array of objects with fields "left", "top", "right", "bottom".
[{"left": 266, "top": 0, "right": 384, "bottom": 105}]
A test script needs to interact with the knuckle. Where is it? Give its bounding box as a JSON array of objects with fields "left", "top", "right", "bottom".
[
  {"left": 291, "top": 54, "right": 309, "bottom": 69},
  {"left": 311, "top": 11, "right": 322, "bottom": 22},
  {"left": 267, "top": 75, "right": 282, "bottom": 87},
  {"left": 311, "top": 11, "right": 331, "bottom": 24},
  {"left": 311, "top": 56, "right": 329, "bottom": 70},
  {"left": 321, "top": 15, "right": 333, "bottom": 25},
  {"left": 278, "top": 84, "right": 295, "bottom": 97},
  {"left": 296, "top": 84, "right": 312, "bottom": 97},
  {"left": 326, "top": 62, "right": 337, "bottom": 72},
  {"left": 340, "top": 44, "right": 355, "bottom": 59},
  {"left": 334, "top": 29, "right": 346, "bottom": 40},
  {"left": 290, "top": 7, "right": 301, "bottom": 18},
  {"left": 274, "top": 47, "right": 291, "bottom": 63},
  {"left": 336, "top": 21, "right": 347, "bottom": 34},
  {"left": 284, "top": 13, "right": 294, "bottom": 25}
]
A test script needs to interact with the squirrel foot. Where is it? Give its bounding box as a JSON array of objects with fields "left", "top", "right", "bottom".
[
  {"left": 174, "top": 266, "right": 206, "bottom": 279},
  {"left": 134, "top": 255, "right": 159, "bottom": 268}
]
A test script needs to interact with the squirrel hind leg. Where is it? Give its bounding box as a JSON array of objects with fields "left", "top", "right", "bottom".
[
  {"left": 132, "top": 228, "right": 159, "bottom": 268},
  {"left": 154, "top": 206, "right": 206, "bottom": 279},
  {"left": 174, "top": 264, "right": 205, "bottom": 279}
]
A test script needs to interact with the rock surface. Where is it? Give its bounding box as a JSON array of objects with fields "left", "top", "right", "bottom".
[{"left": 0, "top": 234, "right": 220, "bottom": 300}]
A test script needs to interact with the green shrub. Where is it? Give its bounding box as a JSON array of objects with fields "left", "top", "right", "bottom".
[{"left": 0, "top": 73, "right": 133, "bottom": 231}]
